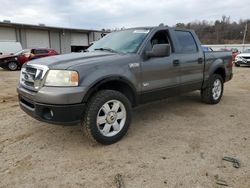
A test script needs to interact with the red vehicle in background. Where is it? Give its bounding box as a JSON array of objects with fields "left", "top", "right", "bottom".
[
  {"left": 231, "top": 49, "right": 239, "bottom": 62},
  {"left": 0, "top": 48, "right": 58, "bottom": 71}
]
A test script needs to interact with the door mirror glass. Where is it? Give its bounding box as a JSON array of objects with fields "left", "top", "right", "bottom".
[{"left": 146, "top": 44, "right": 170, "bottom": 57}]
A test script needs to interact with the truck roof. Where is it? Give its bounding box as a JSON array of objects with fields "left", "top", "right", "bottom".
[{"left": 125, "top": 25, "right": 194, "bottom": 33}]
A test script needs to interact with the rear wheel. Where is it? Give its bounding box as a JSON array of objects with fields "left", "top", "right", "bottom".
[
  {"left": 201, "top": 74, "right": 224, "bottom": 104},
  {"left": 82, "top": 90, "right": 132, "bottom": 145},
  {"left": 7, "top": 61, "right": 19, "bottom": 71}
]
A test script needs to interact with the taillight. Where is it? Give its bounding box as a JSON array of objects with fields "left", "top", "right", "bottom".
[{"left": 227, "top": 56, "right": 233, "bottom": 68}]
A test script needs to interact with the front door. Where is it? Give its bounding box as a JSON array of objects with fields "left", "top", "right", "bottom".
[{"left": 140, "top": 30, "right": 180, "bottom": 102}]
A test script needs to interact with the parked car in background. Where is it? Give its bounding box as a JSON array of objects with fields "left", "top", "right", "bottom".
[
  {"left": 0, "top": 41, "right": 22, "bottom": 55},
  {"left": 202, "top": 46, "right": 213, "bottom": 52},
  {"left": 235, "top": 49, "right": 250, "bottom": 67},
  {"left": 0, "top": 48, "right": 58, "bottom": 70}
]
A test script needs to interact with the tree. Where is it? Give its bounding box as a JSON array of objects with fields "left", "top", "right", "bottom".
[{"left": 175, "top": 16, "right": 250, "bottom": 44}]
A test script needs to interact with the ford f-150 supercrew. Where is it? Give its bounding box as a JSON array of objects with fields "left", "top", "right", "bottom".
[{"left": 17, "top": 26, "right": 233, "bottom": 145}]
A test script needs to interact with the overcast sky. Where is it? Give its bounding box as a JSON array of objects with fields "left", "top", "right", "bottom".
[{"left": 0, "top": 0, "right": 249, "bottom": 30}]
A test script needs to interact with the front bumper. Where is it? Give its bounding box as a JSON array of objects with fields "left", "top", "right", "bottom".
[
  {"left": 17, "top": 84, "right": 87, "bottom": 125},
  {"left": 17, "top": 84, "right": 87, "bottom": 104},
  {"left": 19, "top": 95, "right": 86, "bottom": 125},
  {"left": 235, "top": 59, "right": 250, "bottom": 65}
]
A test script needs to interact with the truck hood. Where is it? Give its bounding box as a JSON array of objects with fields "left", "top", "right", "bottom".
[{"left": 26, "top": 51, "right": 127, "bottom": 69}]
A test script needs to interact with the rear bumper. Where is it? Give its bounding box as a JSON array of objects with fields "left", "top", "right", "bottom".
[{"left": 19, "top": 95, "right": 86, "bottom": 125}]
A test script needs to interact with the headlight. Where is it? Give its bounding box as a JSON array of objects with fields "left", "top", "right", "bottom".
[{"left": 44, "top": 70, "right": 79, "bottom": 87}]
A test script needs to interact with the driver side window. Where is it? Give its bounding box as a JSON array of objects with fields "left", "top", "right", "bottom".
[{"left": 145, "top": 30, "right": 171, "bottom": 52}]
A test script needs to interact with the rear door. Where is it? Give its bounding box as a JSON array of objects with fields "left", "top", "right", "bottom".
[
  {"left": 140, "top": 29, "right": 180, "bottom": 102},
  {"left": 173, "top": 30, "right": 204, "bottom": 92}
]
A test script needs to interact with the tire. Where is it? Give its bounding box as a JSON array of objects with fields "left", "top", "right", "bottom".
[
  {"left": 235, "top": 63, "right": 240, "bottom": 67},
  {"left": 7, "top": 61, "right": 19, "bottom": 71},
  {"left": 82, "top": 90, "right": 132, "bottom": 145},
  {"left": 201, "top": 74, "right": 224, "bottom": 104}
]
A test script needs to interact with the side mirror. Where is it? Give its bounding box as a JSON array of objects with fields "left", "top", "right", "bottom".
[{"left": 146, "top": 44, "right": 171, "bottom": 58}]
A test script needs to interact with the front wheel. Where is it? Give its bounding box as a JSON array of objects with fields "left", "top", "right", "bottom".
[
  {"left": 201, "top": 74, "right": 224, "bottom": 104},
  {"left": 82, "top": 90, "right": 132, "bottom": 145}
]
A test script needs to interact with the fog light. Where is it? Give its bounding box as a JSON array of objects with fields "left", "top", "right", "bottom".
[{"left": 43, "top": 108, "right": 54, "bottom": 120}]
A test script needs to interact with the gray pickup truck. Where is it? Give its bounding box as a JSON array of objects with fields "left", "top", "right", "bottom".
[{"left": 17, "top": 26, "right": 233, "bottom": 144}]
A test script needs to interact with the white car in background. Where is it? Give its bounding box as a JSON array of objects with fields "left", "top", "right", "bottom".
[
  {"left": 235, "top": 49, "right": 250, "bottom": 67},
  {"left": 0, "top": 41, "right": 22, "bottom": 55}
]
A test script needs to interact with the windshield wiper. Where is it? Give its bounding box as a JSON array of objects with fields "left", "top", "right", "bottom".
[{"left": 94, "top": 48, "right": 118, "bottom": 53}]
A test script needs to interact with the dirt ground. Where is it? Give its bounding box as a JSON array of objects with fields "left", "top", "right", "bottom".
[{"left": 0, "top": 67, "right": 250, "bottom": 188}]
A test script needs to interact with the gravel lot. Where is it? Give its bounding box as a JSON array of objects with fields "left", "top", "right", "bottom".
[{"left": 0, "top": 67, "right": 250, "bottom": 188}]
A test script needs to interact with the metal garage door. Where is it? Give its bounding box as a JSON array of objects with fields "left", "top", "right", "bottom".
[
  {"left": 94, "top": 32, "right": 103, "bottom": 41},
  {"left": 0, "top": 27, "right": 16, "bottom": 41},
  {"left": 71, "top": 33, "right": 88, "bottom": 46},
  {"left": 26, "top": 30, "right": 50, "bottom": 48}
]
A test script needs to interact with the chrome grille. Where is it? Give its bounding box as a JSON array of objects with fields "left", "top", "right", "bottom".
[{"left": 20, "top": 65, "right": 49, "bottom": 91}]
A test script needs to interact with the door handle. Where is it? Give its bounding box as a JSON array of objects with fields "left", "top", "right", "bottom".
[
  {"left": 173, "top": 59, "right": 180, "bottom": 66},
  {"left": 198, "top": 58, "right": 203, "bottom": 64}
]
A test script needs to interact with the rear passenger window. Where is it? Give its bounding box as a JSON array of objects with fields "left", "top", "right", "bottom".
[
  {"left": 34, "top": 49, "right": 49, "bottom": 54},
  {"left": 175, "top": 31, "right": 197, "bottom": 53}
]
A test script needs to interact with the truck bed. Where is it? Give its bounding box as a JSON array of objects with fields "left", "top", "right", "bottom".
[{"left": 203, "top": 51, "right": 233, "bottom": 84}]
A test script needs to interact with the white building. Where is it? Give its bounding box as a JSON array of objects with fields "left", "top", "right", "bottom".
[{"left": 0, "top": 20, "right": 108, "bottom": 54}]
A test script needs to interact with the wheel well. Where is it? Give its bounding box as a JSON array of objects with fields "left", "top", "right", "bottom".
[
  {"left": 84, "top": 79, "right": 138, "bottom": 107},
  {"left": 8, "top": 60, "right": 20, "bottom": 66},
  {"left": 214, "top": 67, "right": 226, "bottom": 82}
]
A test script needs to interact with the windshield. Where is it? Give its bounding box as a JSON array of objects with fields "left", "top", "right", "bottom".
[{"left": 88, "top": 29, "right": 150, "bottom": 54}]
